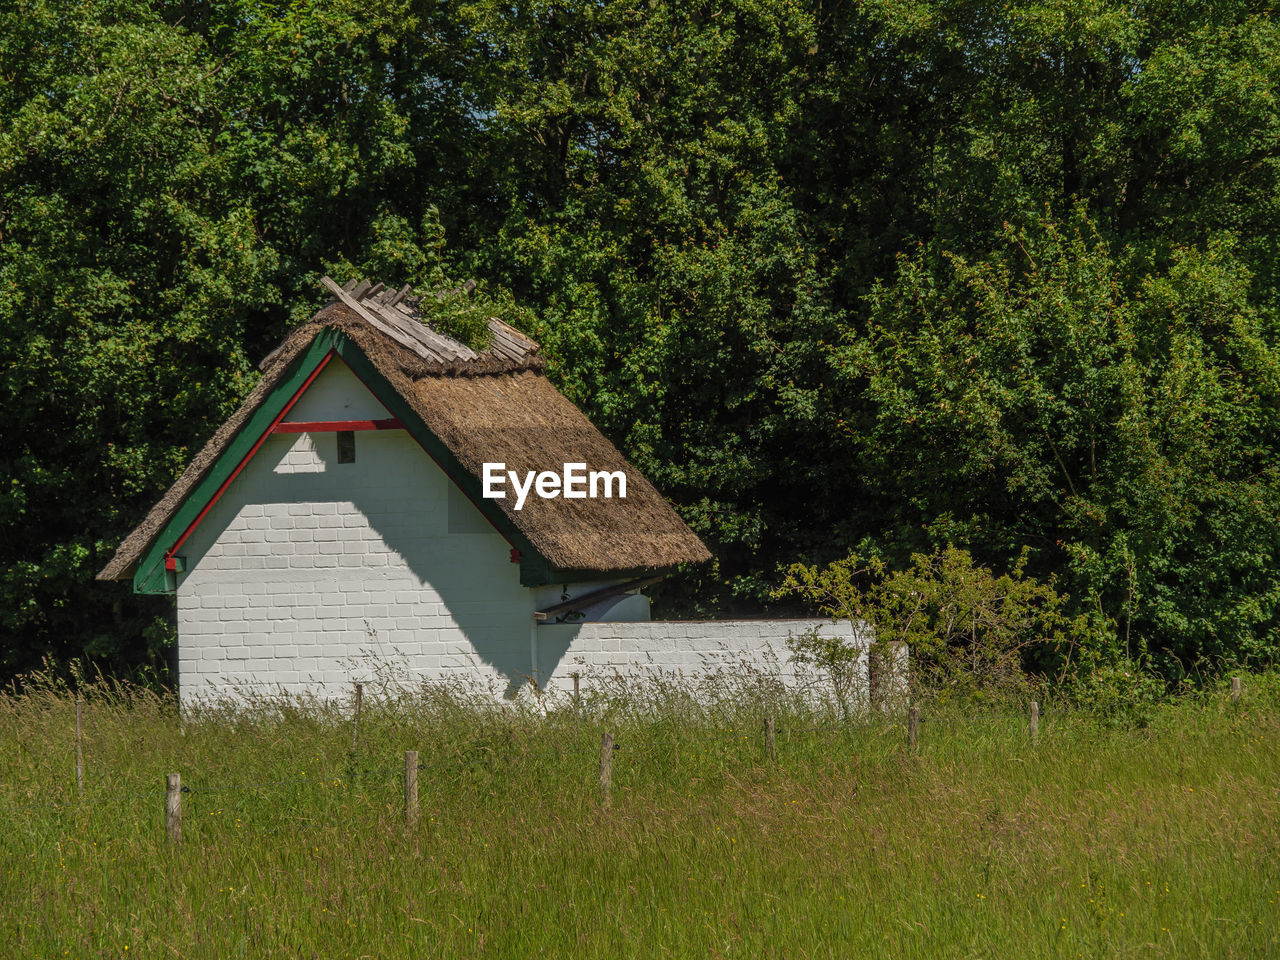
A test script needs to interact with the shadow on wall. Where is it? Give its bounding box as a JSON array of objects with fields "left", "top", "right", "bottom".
[{"left": 181, "top": 431, "right": 537, "bottom": 698}]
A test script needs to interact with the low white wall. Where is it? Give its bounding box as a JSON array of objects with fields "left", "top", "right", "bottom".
[{"left": 534, "top": 618, "right": 876, "bottom": 704}]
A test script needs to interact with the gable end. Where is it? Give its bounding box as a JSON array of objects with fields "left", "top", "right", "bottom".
[{"left": 131, "top": 329, "right": 563, "bottom": 594}]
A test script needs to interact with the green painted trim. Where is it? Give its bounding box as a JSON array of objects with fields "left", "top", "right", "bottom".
[{"left": 132, "top": 330, "right": 342, "bottom": 594}]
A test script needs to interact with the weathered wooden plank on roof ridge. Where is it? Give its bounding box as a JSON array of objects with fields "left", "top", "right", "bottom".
[
  {"left": 487, "top": 331, "right": 524, "bottom": 362},
  {"left": 488, "top": 320, "right": 539, "bottom": 361},
  {"left": 371, "top": 308, "right": 450, "bottom": 362},
  {"left": 364, "top": 301, "right": 464, "bottom": 361},
  {"left": 321, "top": 277, "right": 438, "bottom": 363},
  {"left": 321, "top": 276, "right": 541, "bottom": 370},
  {"left": 496, "top": 327, "right": 531, "bottom": 351},
  {"left": 492, "top": 317, "right": 538, "bottom": 349},
  {"left": 384, "top": 302, "right": 481, "bottom": 361}
]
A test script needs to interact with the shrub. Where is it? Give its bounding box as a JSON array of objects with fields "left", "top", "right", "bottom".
[
  {"left": 1057, "top": 657, "right": 1168, "bottom": 727},
  {"left": 777, "top": 547, "right": 1090, "bottom": 705}
]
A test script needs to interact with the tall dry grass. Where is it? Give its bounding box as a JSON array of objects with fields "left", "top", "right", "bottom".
[{"left": 1, "top": 669, "right": 1277, "bottom": 958}]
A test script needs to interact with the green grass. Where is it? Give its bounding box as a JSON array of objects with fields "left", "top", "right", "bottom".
[{"left": 1, "top": 676, "right": 1277, "bottom": 959}]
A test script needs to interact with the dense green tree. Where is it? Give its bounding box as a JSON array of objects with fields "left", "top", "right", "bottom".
[
  {"left": 848, "top": 213, "right": 1280, "bottom": 671},
  {"left": 1, "top": 1, "right": 266, "bottom": 668},
  {"left": 455, "top": 0, "right": 852, "bottom": 604},
  {"left": 0, "top": 0, "right": 475, "bottom": 671},
  {"left": 2, "top": 0, "right": 1278, "bottom": 676}
]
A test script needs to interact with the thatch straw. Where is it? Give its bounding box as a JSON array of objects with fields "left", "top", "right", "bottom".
[{"left": 98, "top": 299, "right": 710, "bottom": 582}]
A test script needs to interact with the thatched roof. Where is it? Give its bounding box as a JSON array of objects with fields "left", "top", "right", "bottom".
[{"left": 98, "top": 278, "right": 711, "bottom": 585}]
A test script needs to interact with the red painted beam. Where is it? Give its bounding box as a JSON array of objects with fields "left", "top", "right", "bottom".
[
  {"left": 163, "top": 350, "right": 336, "bottom": 565},
  {"left": 272, "top": 418, "right": 404, "bottom": 433}
]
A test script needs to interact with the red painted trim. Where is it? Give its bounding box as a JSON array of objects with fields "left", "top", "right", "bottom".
[
  {"left": 339, "top": 352, "right": 520, "bottom": 554},
  {"left": 163, "top": 350, "right": 336, "bottom": 564},
  {"left": 165, "top": 557, "right": 178, "bottom": 572},
  {"left": 273, "top": 418, "right": 403, "bottom": 433}
]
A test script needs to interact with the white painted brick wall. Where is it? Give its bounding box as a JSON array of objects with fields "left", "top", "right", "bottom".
[{"left": 175, "top": 357, "right": 537, "bottom": 702}]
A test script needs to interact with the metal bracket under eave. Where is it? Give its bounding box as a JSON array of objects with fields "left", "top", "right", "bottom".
[
  {"left": 533, "top": 576, "right": 663, "bottom": 622},
  {"left": 162, "top": 555, "right": 187, "bottom": 593}
]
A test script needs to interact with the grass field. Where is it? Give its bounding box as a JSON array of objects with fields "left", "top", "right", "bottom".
[{"left": 1, "top": 675, "right": 1277, "bottom": 959}]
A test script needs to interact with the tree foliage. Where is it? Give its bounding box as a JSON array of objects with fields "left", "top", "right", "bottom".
[
  {"left": 849, "top": 214, "right": 1280, "bottom": 672},
  {"left": 2, "top": 0, "right": 1279, "bottom": 677}
]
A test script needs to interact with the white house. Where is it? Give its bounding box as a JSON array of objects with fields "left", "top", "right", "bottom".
[{"left": 99, "top": 278, "right": 872, "bottom": 702}]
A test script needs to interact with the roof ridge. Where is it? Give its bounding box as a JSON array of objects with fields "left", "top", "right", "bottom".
[{"left": 301, "top": 276, "right": 542, "bottom": 375}]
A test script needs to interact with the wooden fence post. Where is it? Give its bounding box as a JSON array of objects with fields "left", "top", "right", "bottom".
[
  {"left": 598, "top": 733, "right": 614, "bottom": 806},
  {"left": 75, "top": 697, "right": 85, "bottom": 798},
  {"left": 351, "top": 683, "right": 363, "bottom": 751},
  {"left": 764, "top": 714, "right": 776, "bottom": 764},
  {"left": 908, "top": 705, "right": 920, "bottom": 753},
  {"left": 166, "top": 773, "right": 182, "bottom": 845},
  {"left": 405, "top": 750, "right": 419, "bottom": 827},
  {"left": 1029, "top": 700, "right": 1040, "bottom": 745},
  {"left": 572, "top": 672, "right": 580, "bottom": 713},
  {"left": 1231, "top": 677, "right": 1242, "bottom": 703}
]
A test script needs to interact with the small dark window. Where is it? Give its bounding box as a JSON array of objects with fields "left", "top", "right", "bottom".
[{"left": 337, "top": 431, "right": 356, "bottom": 463}]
